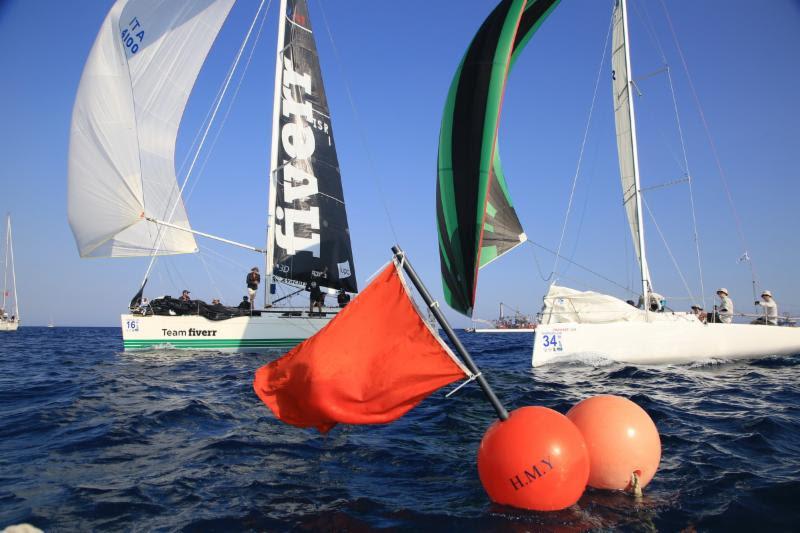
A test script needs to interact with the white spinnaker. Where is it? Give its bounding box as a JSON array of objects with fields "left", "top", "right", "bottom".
[
  {"left": 68, "top": 0, "right": 235, "bottom": 258},
  {"left": 611, "top": 1, "right": 651, "bottom": 290}
]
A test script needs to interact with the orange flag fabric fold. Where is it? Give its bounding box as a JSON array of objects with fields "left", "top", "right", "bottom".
[{"left": 253, "top": 261, "right": 469, "bottom": 433}]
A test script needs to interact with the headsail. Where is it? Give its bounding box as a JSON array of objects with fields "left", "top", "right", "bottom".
[
  {"left": 266, "top": 0, "right": 357, "bottom": 294},
  {"left": 437, "top": 0, "right": 560, "bottom": 316},
  {"left": 611, "top": 0, "right": 652, "bottom": 293},
  {"left": 68, "top": 0, "right": 235, "bottom": 258}
]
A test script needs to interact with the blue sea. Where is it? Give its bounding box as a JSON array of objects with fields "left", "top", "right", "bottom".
[{"left": 1, "top": 327, "right": 799, "bottom": 531}]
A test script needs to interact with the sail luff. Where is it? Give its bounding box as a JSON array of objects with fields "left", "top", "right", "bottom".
[
  {"left": 265, "top": 0, "right": 290, "bottom": 306},
  {"left": 613, "top": 0, "right": 652, "bottom": 299}
]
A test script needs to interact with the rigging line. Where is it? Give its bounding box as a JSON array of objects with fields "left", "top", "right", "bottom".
[
  {"left": 642, "top": 197, "right": 695, "bottom": 303},
  {"left": 526, "top": 239, "right": 636, "bottom": 295},
  {"left": 185, "top": 1, "right": 271, "bottom": 205},
  {"left": 657, "top": 0, "right": 758, "bottom": 298},
  {"left": 665, "top": 65, "right": 706, "bottom": 309},
  {"left": 550, "top": 5, "right": 613, "bottom": 279},
  {"left": 316, "top": 1, "right": 399, "bottom": 244},
  {"left": 629, "top": 0, "right": 668, "bottom": 64},
  {"left": 199, "top": 244, "right": 250, "bottom": 271},
  {"left": 526, "top": 241, "right": 549, "bottom": 282},
  {"left": 630, "top": 0, "right": 706, "bottom": 308},
  {"left": 140, "top": 0, "right": 270, "bottom": 288},
  {"left": 196, "top": 251, "right": 223, "bottom": 300}
]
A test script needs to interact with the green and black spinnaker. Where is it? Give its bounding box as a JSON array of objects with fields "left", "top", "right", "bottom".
[{"left": 436, "top": 0, "right": 560, "bottom": 316}]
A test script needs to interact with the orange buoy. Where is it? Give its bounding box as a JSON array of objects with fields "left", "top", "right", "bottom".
[
  {"left": 566, "top": 395, "right": 661, "bottom": 492},
  {"left": 477, "top": 406, "right": 590, "bottom": 511}
]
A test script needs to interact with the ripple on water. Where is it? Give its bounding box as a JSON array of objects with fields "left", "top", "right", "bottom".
[{"left": 1, "top": 327, "right": 799, "bottom": 529}]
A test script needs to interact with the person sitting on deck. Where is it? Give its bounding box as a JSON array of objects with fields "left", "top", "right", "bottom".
[
  {"left": 238, "top": 296, "right": 251, "bottom": 311},
  {"left": 708, "top": 288, "right": 733, "bottom": 324},
  {"left": 179, "top": 290, "right": 191, "bottom": 302},
  {"left": 752, "top": 290, "right": 778, "bottom": 325},
  {"left": 691, "top": 304, "right": 706, "bottom": 323}
]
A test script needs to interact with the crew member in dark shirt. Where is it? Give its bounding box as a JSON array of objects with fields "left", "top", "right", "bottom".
[
  {"left": 337, "top": 288, "right": 350, "bottom": 308},
  {"left": 246, "top": 267, "right": 260, "bottom": 310}
]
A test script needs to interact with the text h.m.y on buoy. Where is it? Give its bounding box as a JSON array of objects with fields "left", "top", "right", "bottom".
[
  {"left": 566, "top": 395, "right": 661, "bottom": 495},
  {"left": 477, "top": 406, "right": 590, "bottom": 511},
  {"left": 388, "top": 248, "right": 591, "bottom": 512}
]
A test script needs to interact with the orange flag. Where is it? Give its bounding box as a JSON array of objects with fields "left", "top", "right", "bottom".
[{"left": 253, "top": 261, "right": 469, "bottom": 433}]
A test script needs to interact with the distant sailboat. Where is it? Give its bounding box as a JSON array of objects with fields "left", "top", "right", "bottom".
[
  {"left": 436, "top": 0, "right": 800, "bottom": 366},
  {"left": 471, "top": 303, "right": 536, "bottom": 334},
  {"left": 1, "top": 214, "right": 20, "bottom": 332},
  {"left": 68, "top": 0, "right": 358, "bottom": 351},
  {"left": 47, "top": 317, "right": 54, "bottom": 328}
]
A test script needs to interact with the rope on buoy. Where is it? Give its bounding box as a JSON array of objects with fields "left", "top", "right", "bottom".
[{"left": 627, "top": 471, "right": 643, "bottom": 498}]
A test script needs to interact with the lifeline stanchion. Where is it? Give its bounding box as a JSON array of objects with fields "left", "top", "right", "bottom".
[{"left": 391, "top": 245, "right": 508, "bottom": 421}]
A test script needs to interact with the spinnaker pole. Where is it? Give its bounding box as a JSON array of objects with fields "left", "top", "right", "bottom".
[{"left": 391, "top": 245, "right": 508, "bottom": 421}]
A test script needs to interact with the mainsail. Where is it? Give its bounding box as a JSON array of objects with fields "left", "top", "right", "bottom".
[
  {"left": 611, "top": 0, "right": 652, "bottom": 293},
  {"left": 68, "top": 0, "right": 235, "bottom": 258},
  {"left": 437, "top": 0, "right": 560, "bottom": 316},
  {"left": 266, "top": 0, "right": 357, "bottom": 294}
]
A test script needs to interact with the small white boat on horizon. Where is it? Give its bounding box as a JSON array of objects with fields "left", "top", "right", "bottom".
[{"left": 1, "top": 214, "right": 20, "bottom": 333}]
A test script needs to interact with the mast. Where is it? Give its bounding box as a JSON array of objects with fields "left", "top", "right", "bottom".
[
  {"left": 265, "top": 0, "right": 289, "bottom": 307},
  {"left": 619, "top": 0, "right": 651, "bottom": 306},
  {"left": 4, "top": 215, "right": 18, "bottom": 321}
]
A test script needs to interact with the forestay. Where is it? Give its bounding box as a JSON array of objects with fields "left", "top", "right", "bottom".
[
  {"left": 68, "top": 0, "right": 235, "bottom": 258},
  {"left": 437, "top": 0, "right": 560, "bottom": 316}
]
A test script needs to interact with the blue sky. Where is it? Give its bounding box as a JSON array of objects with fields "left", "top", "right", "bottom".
[{"left": 1, "top": 0, "right": 798, "bottom": 327}]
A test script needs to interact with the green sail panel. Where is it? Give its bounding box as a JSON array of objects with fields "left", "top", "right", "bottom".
[{"left": 436, "top": 0, "right": 560, "bottom": 316}]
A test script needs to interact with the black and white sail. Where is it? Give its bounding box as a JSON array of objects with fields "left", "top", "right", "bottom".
[{"left": 266, "top": 0, "right": 357, "bottom": 297}]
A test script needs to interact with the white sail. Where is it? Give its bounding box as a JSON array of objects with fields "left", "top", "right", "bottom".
[
  {"left": 68, "top": 0, "right": 235, "bottom": 258},
  {"left": 611, "top": 0, "right": 651, "bottom": 293},
  {"left": 2, "top": 215, "right": 19, "bottom": 324}
]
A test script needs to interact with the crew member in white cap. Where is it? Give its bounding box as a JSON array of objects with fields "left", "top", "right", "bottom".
[
  {"left": 753, "top": 290, "right": 778, "bottom": 325},
  {"left": 713, "top": 288, "right": 733, "bottom": 324}
]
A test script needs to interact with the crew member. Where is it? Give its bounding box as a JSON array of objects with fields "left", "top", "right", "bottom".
[
  {"left": 246, "top": 267, "right": 260, "bottom": 309},
  {"left": 753, "top": 290, "right": 778, "bottom": 325},
  {"left": 337, "top": 288, "right": 351, "bottom": 308},
  {"left": 307, "top": 280, "right": 324, "bottom": 315},
  {"left": 710, "top": 288, "right": 733, "bottom": 324}
]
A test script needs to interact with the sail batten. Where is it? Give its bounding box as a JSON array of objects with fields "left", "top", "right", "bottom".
[
  {"left": 437, "top": 0, "right": 560, "bottom": 316},
  {"left": 68, "top": 0, "right": 235, "bottom": 258}
]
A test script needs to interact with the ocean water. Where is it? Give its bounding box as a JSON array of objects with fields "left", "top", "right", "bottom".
[{"left": 1, "top": 327, "right": 799, "bottom": 531}]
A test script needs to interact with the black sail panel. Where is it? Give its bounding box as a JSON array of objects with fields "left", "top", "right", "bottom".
[
  {"left": 436, "top": 0, "right": 560, "bottom": 316},
  {"left": 271, "top": 0, "right": 356, "bottom": 293}
]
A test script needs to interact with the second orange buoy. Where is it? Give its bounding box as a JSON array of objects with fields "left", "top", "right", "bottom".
[{"left": 566, "top": 395, "right": 661, "bottom": 491}]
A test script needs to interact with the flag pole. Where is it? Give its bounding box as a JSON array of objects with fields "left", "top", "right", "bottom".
[{"left": 391, "top": 246, "right": 509, "bottom": 421}]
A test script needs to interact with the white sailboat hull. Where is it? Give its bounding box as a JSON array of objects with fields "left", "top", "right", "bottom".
[
  {"left": 532, "top": 321, "right": 800, "bottom": 366},
  {"left": 121, "top": 309, "right": 339, "bottom": 351},
  {"left": 0, "top": 320, "right": 19, "bottom": 332}
]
